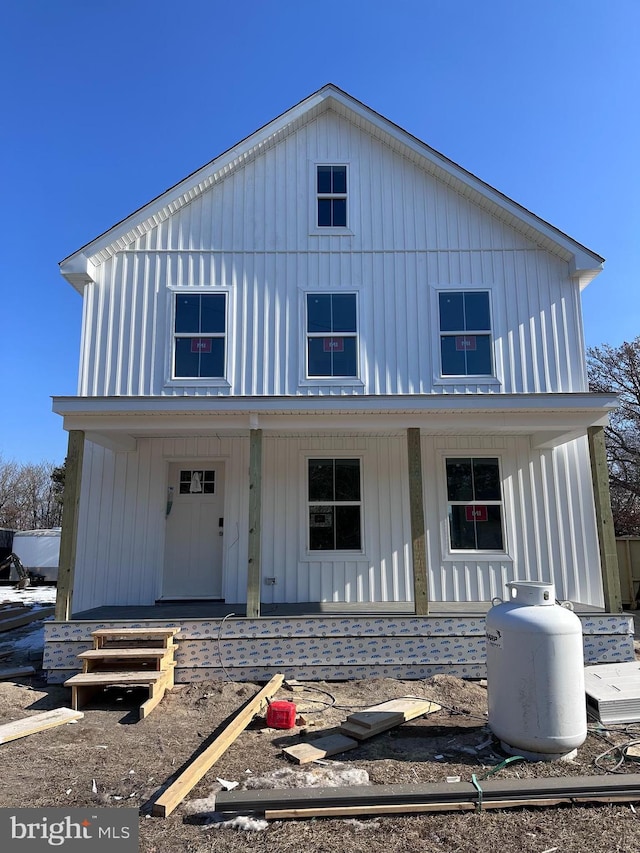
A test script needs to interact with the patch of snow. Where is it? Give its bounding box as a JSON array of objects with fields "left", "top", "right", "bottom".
[
  {"left": 205, "top": 815, "right": 268, "bottom": 832},
  {"left": 0, "top": 586, "right": 57, "bottom": 607},
  {"left": 242, "top": 766, "right": 370, "bottom": 790}
]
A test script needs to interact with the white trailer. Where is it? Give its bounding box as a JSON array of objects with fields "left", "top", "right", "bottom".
[{"left": 11, "top": 529, "right": 61, "bottom": 583}]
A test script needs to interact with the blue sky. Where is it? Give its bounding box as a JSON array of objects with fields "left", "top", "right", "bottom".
[{"left": 1, "top": 0, "right": 638, "bottom": 465}]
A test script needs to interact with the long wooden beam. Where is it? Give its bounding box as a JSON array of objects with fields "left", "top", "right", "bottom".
[
  {"left": 246, "top": 429, "right": 263, "bottom": 619},
  {"left": 215, "top": 773, "right": 640, "bottom": 817},
  {"left": 407, "top": 428, "right": 429, "bottom": 614},
  {"left": 55, "top": 430, "right": 85, "bottom": 622},
  {"left": 152, "top": 673, "right": 284, "bottom": 818},
  {"left": 588, "top": 425, "right": 622, "bottom": 612}
]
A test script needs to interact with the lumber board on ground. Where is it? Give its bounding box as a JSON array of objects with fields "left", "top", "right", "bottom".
[
  {"left": 282, "top": 734, "right": 358, "bottom": 764},
  {"left": 0, "top": 607, "right": 54, "bottom": 632},
  {"left": 347, "top": 697, "right": 440, "bottom": 729},
  {"left": 0, "top": 708, "right": 83, "bottom": 744},
  {"left": 0, "top": 666, "right": 36, "bottom": 679},
  {"left": 215, "top": 774, "right": 640, "bottom": 816},
  {"left": 152, "top": 673, "right": 284, "bottom": 818},
  {"left": 339, "top": 698, "right": 440, "bottom": 740}
]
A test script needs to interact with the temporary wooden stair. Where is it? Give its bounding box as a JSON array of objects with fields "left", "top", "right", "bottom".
[{"left": 64, "top": 627, "right": 180, "bottom": 719}]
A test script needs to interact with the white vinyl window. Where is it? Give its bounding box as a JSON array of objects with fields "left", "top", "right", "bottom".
[
  {"left": 308, "top": 458, "right": 362, "bottom": 551},
  {"left": 439, "top": 291, "right": 493, "bottom": 377},
  {"left": 173, "top": 293, "right": 226, "bottom": 379},
  {"left": 317, "top": 165, "right": 347, "bottom": 227},
  {"left": 306, "top": 293, "right": 358, "bottom": 377},
  {"left": 445, "top": 457, "right": 504, "bottom": 551}
]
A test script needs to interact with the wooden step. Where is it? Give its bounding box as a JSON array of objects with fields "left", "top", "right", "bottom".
[
  {"left": 65, "top": 670, "right": 174, "bottom": 719},
  {"left": 91, "top": 627, "right": 180, "bottom": 649},
  {"left": 70, "top": 628, "right": 180, "bottom": 718},
  {"left": 66, "top": 671, "right": 167, "bottom": 687},
  {"left": 78, "top": 648, "right": 175, "bottom": 673}
]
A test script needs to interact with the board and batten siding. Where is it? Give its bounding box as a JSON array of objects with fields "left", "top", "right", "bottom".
[
  {"left": 422, "top": 434, "right": 603, "bottom": 606},
  {"left": 72, "top": 437, "right": 250, "bottom": 614},
  {"left": 259, "top": 435, "right": 413, "bottom": 605},
  {"left": 78, "top": 110, "right": 588, "bottom": 398},
  {"left": 71, "top": 431, "right": 603, "bottom": 612}
]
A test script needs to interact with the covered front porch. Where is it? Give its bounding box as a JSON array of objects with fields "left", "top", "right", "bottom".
[{"left": 45, "top": 392, "right": 627, "bottom": 683}]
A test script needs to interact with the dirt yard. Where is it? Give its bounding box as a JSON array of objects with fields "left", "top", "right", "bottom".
[{"left": 1, "top": 599, "right": 640, "bottom": 852}]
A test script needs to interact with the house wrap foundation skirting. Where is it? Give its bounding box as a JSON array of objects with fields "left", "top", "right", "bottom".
[{"left": 43, "top": 614, "right": 635, "bottom": 684}]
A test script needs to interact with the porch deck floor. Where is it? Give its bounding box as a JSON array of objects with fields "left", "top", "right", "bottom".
[{"left": 70, "top": 600, "right": 603, "bottom": 620}]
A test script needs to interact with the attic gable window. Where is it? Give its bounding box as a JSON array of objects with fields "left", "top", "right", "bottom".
[
  {"left": 439, "top": 291, "right": 493, "bottom": 377},
  {"left": 317, "top": 165, "right": 347, "bottom": 227},
  {"left": 173, "top": 293, "right": 226, "bottom": 379}
]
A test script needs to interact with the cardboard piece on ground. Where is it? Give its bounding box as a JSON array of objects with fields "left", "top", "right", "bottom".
[
  {"left": 0, "top": 708, "right": 83, "bottom": 744},
  {"left": 283, "top": 733, "right": 358, "bottom": 764}
]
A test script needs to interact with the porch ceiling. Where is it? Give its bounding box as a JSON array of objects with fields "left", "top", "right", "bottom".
[{"left": 53, "top": 393, "right": 617, "bottom": 452}]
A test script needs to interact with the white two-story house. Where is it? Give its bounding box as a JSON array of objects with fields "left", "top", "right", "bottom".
[{"left": 46, "top": 85, "right": 629, "bottom": 683}]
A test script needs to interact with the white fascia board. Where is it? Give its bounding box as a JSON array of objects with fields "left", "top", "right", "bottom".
[
  {"left": 59, "top": 89, "right": 331, "bottom": 267},
  {"left": 53, "top": 394, "right": 618, "bottom": 446},
  {"left": 327, "top": 89, "right": 604, "bottom": 271},
  {"left": 52, "top": 392, "right": 618, "bottom": 417},
  {"left": 59, "top": 85, "right": 603, "bottom": 275},
  {"left": 59, "top": 254, "right": 98, "bottom": 292}
]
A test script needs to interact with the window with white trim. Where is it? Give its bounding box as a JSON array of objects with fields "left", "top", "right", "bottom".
[
  {"left": 439, "top": 291, "right": 492, "bottom": 376},
  {"left": 317, "top": 165, "right": 347, "bottom": 227},
  {"left": 306, "top": 293, "right": 358, "bottom": 377},
  {"left": 445, "top": 457, "right": 504, "bottom": 551},
  {"left": 173, "top": 293, "right": 226, "bottom": 378},
  {"left": 308, "top": 458, "right": 362, "bottom": 551}
]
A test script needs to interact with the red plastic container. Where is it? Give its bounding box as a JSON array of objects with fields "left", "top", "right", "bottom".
[{"left": 266, "top": 700, "right": 297, "bottom": 729}]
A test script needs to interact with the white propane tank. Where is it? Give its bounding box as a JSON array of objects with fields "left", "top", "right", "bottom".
[{"left": 486, "top": 581, "right": 586, "bottom": 761}]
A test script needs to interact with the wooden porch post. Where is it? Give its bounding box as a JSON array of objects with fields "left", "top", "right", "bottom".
[
  {"left": 55, "top": 430, "right": 85, "bottom": 622},
  {"left": 588, "top": 425, "right": 622, "bottom": 613},
  {"left": 246, "top": 429, "right": 263, "bottom": 618},
  {"left": 407, "top": 428, "right": 429, "bottom": 615}
]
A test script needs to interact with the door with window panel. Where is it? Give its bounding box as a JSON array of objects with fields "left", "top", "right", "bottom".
[{"left": 162, "top": 462, "right": 225, "bottom": 598}]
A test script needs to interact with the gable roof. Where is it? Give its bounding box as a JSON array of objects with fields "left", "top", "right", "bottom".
[{"left": 60, "top": 83, "right": 604, "bottom": 292}]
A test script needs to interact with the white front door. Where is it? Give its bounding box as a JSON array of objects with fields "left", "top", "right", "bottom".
[{"left": 162, "top": 462, "right": 225, "bottom": 599}]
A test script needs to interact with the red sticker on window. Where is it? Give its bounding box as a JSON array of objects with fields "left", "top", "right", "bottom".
[
  {"left": 323, "top": 337, "right": 344, "bottom": 352},
  {"left": 191, "top": 338, "right": 212, "bottom": 353},
  {"left": 466, "top": 505, "right": 488, "bottom": 522},
  {"left": 455, "top": 336, "right": 477, "bottom": 351}
]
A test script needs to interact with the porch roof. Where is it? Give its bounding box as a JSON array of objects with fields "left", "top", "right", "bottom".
[{"left": 52, "top": 392, "right": 618, "bottom": 453}]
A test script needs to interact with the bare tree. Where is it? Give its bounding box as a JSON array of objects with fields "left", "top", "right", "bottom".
[
  {"left": 588, "top": 337, "right": 640, "bottom": 535},
  {"left": 0, "top": 455, "right": 64, "bottom": 530}
]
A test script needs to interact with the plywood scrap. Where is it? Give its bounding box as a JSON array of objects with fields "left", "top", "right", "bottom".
[
  {"left": 152, "top": 673, "right": 284, "bottom": 818},
  {"left": 339, "top": 697, "right": 440, "bottom": 740},
  {"left": 0, "top": 708, "right": 83, "bottom": 744},
  {"left": 0, "top": 666, "right": 36, "bottom": 680},
  {"left": 282, "top": 733, "right": 358, "bottom": 765}
]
